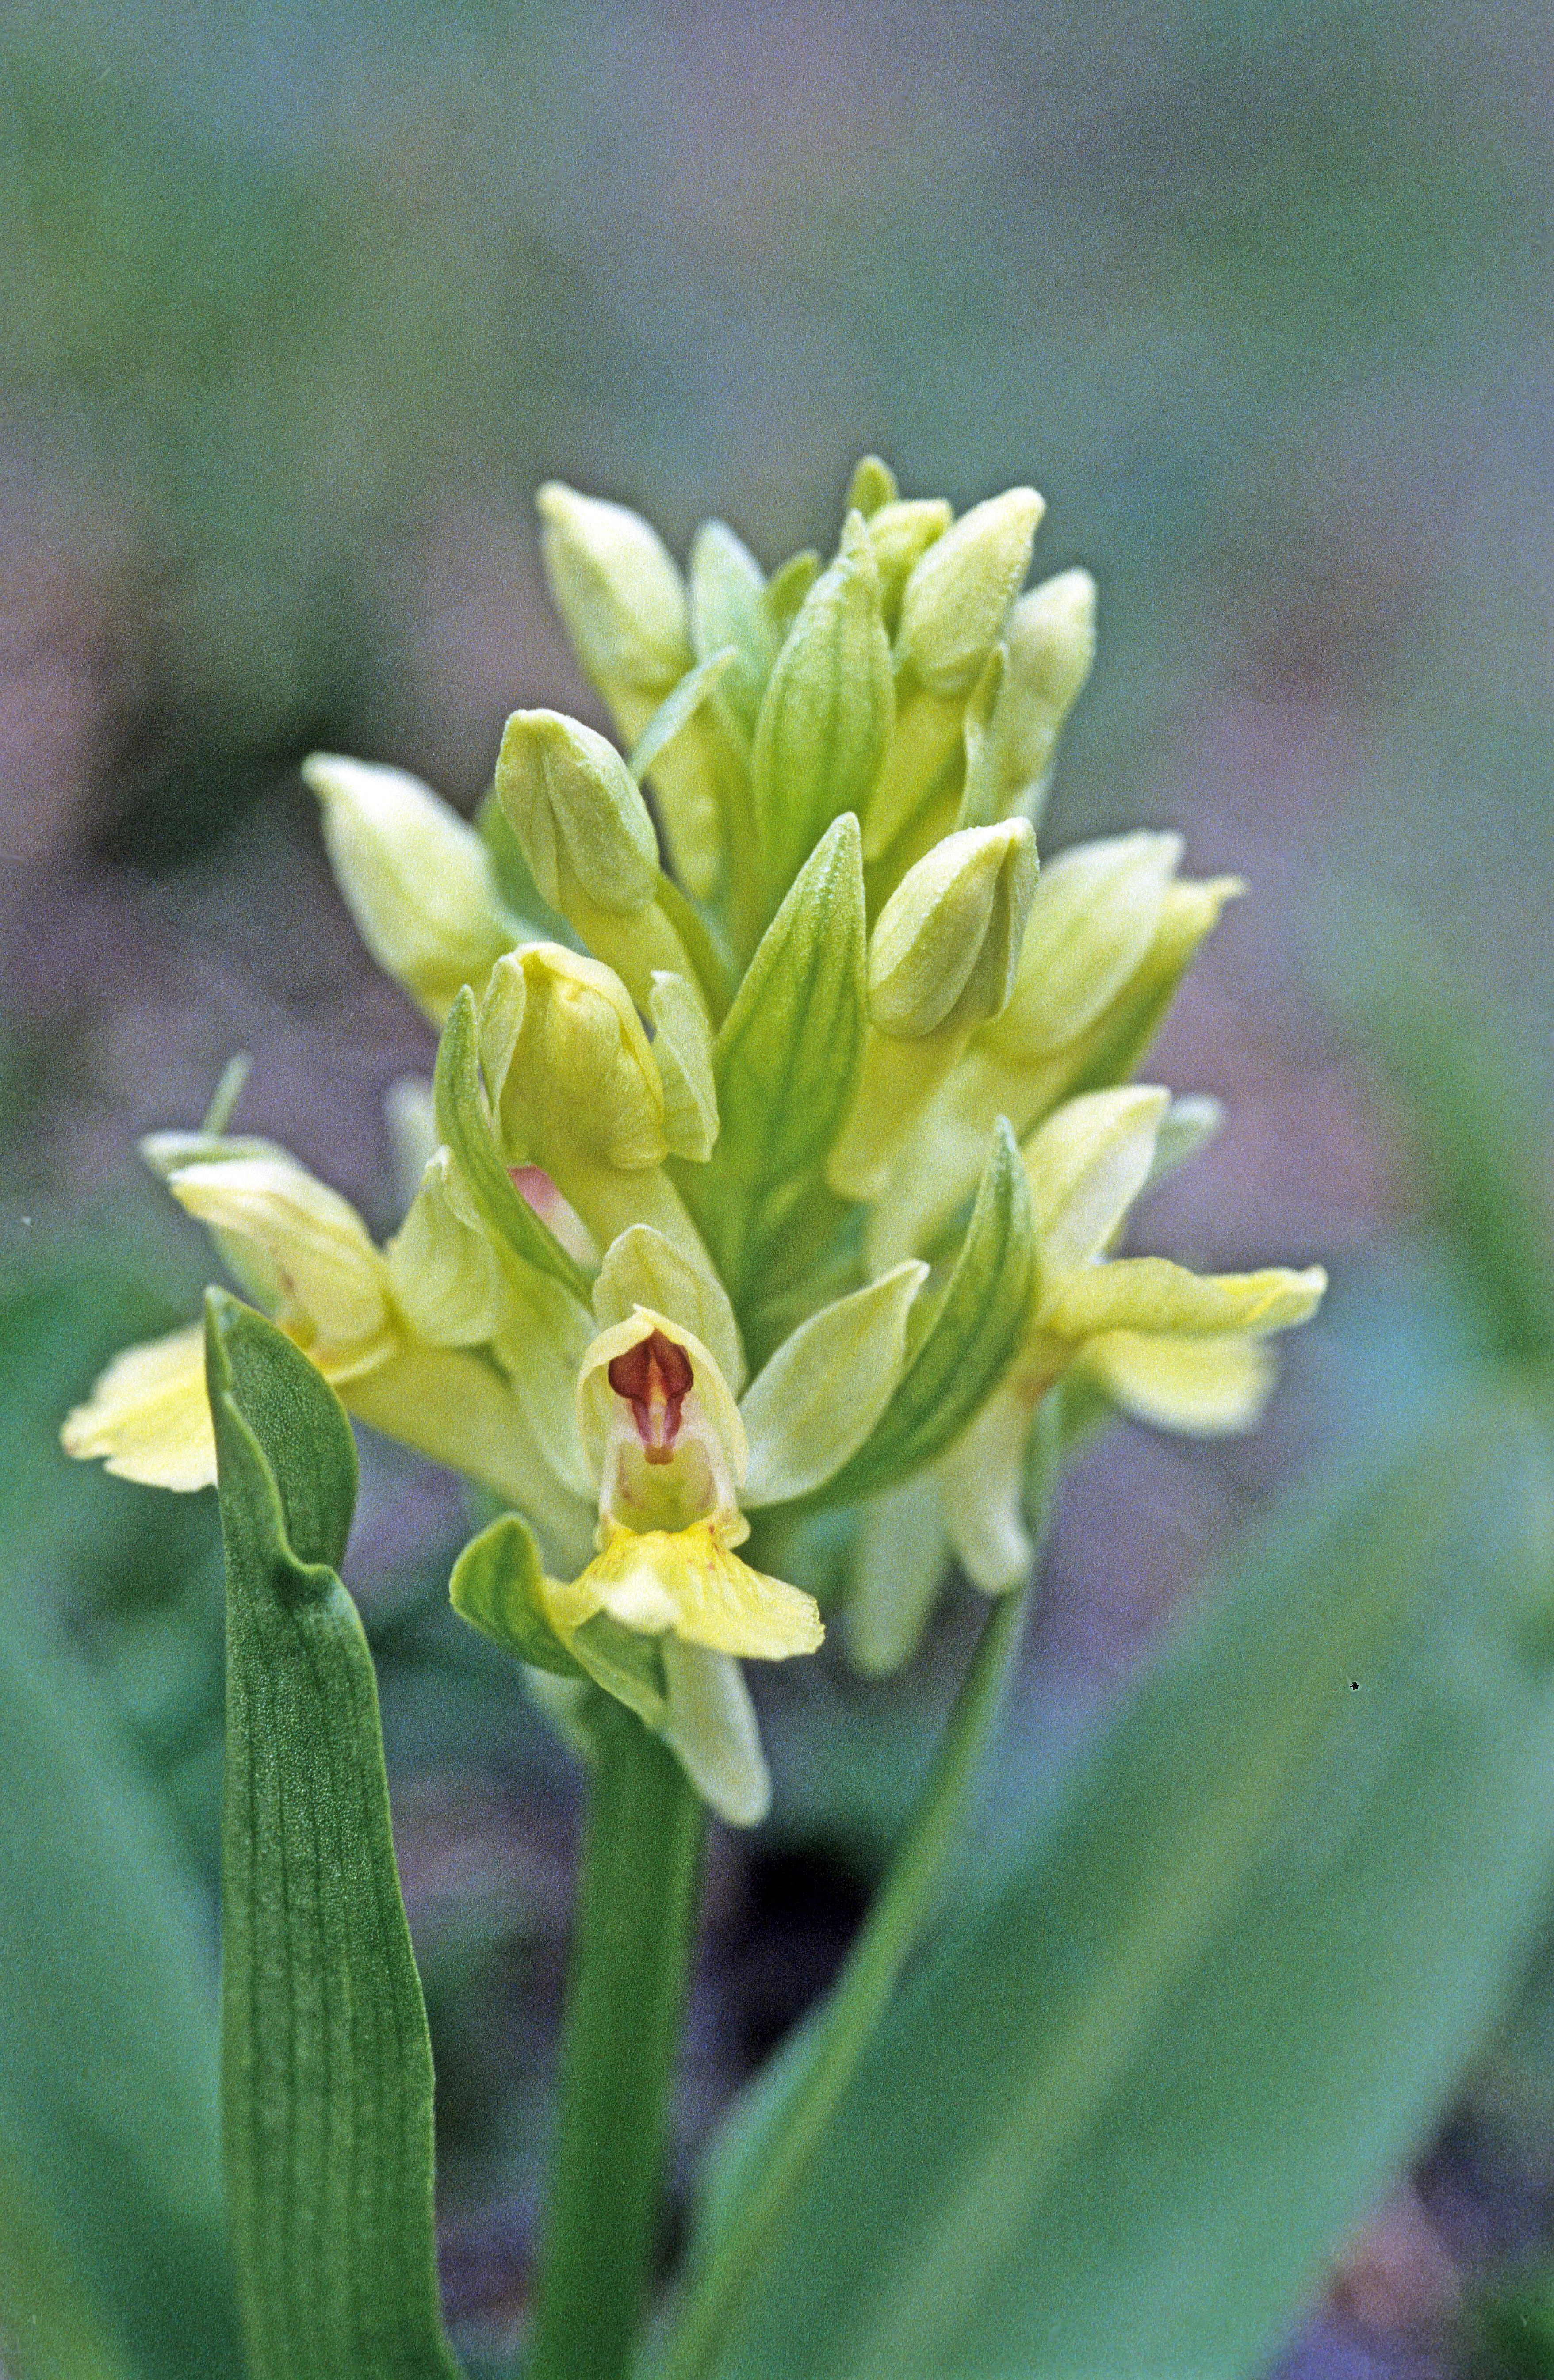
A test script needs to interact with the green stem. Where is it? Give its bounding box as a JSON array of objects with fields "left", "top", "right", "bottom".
[
  {"left": 528, "top": 1701, "right": 706, "bottom": 2380},
  {"left": 657, "top": 1577, "right": 1034, "bottom": 2380}
]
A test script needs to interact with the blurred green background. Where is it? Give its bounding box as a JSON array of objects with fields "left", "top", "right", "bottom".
[{"left": 1, "top": 3, "right": 1550, "bottom": 2371}]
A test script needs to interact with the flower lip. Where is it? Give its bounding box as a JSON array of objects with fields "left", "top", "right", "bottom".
[{"left": 608, "top": 1328, "right": 695, "bottom": 1466}]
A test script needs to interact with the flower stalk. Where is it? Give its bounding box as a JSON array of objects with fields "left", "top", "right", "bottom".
[{"left": 528, "top": 1696, "right": 706, "bottom": 2380}]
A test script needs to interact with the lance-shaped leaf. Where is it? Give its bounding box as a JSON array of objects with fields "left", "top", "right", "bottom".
[
  {"left": 206, "top": 1292, "right": 461, "bottom": 2380},
  {"left": 750, "top": 515, "right": 893, "bottom": 921},
  {"left": 804, "top": 1120, "right": 1033, "bottom": 1507},
  {"left": 678, "top": 816, "right": 867, "bottom": 1302},
  {"left": 0, "top": 1601, "right": 242, "bottom": 2380},
  {"left": 434, "top": 984, "right": 594, "bottom": 1305},
  {"left": 716, "top": 1387, "right": 1554, "bottom": 2380}
]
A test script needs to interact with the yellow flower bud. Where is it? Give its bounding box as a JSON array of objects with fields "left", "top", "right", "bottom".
[
  {"left": 480, "top": 946, "right": 667, "bottom": 1178},
  {"left": 495, "top": 708, "right": 704, "bottom": 1010},
  {"left": 868, "top": 820, "right": 1037, "bottom": 1040},
  {"left": 867, "top": 497, "right": 953, "bottom": 632},
  {"left": 895, "top": 486, "right": 1045, "bottom": 696},
  {"left": 535, "top": 481, "right": 691, "bottom": 728},
  {"left": 496, "top": 709, "right": 660, "bottom": 915},
  {"left": 479, "top": 948, "right": 711, "bottom": 1261},
  {"left": 828, "top": 822, "right": 1036, "bottom": 1201},
  {"left": 302, "top": 753, "right": 515, "bottom": 1022}
]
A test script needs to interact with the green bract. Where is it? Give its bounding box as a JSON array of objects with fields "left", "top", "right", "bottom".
[{"left": 64, "top": 456, "right": 1325, "bottom": 1808}]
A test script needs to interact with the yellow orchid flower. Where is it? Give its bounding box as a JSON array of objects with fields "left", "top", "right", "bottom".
[
  {"left": 61, "top": 1132, "right": 597, "bottom": 1575},
  {"left": 846, "top": 1085, "right": 1326, "bottom": 1670}
]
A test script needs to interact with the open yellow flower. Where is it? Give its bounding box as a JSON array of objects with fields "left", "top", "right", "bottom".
[
  {"left": 846, "top": 1085, "right": 1326, "bottom": 1671},
  {"left": 453, "top": 1223, "right": 932, "bottom": 1822},
  {"left": 61, "top": 1130, "right": 599, "bottom": 1576}
]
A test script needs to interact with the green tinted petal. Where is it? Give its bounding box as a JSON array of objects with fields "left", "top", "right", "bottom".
[
  {"left": 841, "top": 1474, "right": 949, "bottom": 1677},
  {"left": 1078, "top": 1329, "right": 1275, "bottom": 1434},
  {"left": 661, "top": 1642, "right": 771, "bottom": 1827},
  {"left": 741, "top": 1261, "right": 929, "bottom": 1507}
]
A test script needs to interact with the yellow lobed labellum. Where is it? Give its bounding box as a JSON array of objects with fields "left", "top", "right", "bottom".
[{"left": 544, "top": 1520, "right": 823, "bottom": 1662}]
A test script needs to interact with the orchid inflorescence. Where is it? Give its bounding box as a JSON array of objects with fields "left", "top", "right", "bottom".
[{"left": 65, "top": 457, "right": 1324, "bottom": 1823}]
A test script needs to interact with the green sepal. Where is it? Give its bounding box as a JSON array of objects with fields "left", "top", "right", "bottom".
[
  {"left": 627, "top": 646, "right": 739, "bottom": 783},
  {"left": 677, "top": 815, "right": 867, "bottom": 1304},
  {"left": 204, "top": 1291, "right": 460, "bottom": 2380},
  {"left": 450, "top": 1513, "right": 586, "bottom": 1678},
  {"left": 434, "top": 984, "right": 594, "bottom": 1305},
  {"left": 802, "top": 1119, "right": 1033, "bottom": 1507},
  {"left": 750, "top": 515, "right": 893, "bottom": 919}
]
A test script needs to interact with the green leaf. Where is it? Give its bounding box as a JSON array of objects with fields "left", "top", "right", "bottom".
[
  {"left": 206, "top": 1291, "right": 461, "bottom": 2380},
  {"left": 0, "top": 1604, "right": 242, "bottom": 2380},
  {"left": 450, "top": 1513, "right": 584, "bottom": 1678},
  {"left": 678, "top": 815, "right": 867, "bottom": 1306},
  {"left": 434, "top": 983, "right": 595, "bottom": 1306},
  {"left": 804, "top": 1119, "right": 1033, "bottom": 1506},
  {"left": 750, "top": 516, "right": 893, "bottom": 922},
  {"left": 1355, "top": 965, "right": 1554, "bottom": 1367},
  {"left": 720, "top": 1387, "right": 1554, "bottom": 2380}
]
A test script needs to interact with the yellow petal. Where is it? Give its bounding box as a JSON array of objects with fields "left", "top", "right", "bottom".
[
  {"left": 167, "top": 1154, "right": 390, "bottom": 1349},
  {"left": 61, "top": 1324, "right": 216, "bottom": 1491},
  {"left": 547, "top": 1522, "right": 823, "bottom": 1661},
  {"left": 1078, "top": 1329, "right": 1275, "bottom": 1435},
  {"left": 1022, "top": 1087, "right": 1169, "bottom": 1275},
  {"left": 1043, "top": 1257, "right": 1327, "bottom": 1341}
]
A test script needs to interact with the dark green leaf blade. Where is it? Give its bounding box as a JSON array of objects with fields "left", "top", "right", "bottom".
[
  {"left": 799, "top": 1118, "right": 1033, "bottom": 1508},
  {"left": 722, "top": 1388, "right": 1554, "bottom": 2379},
  {"left": 207, "top": 1290, "right": 462, "bottom": 2380}
]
